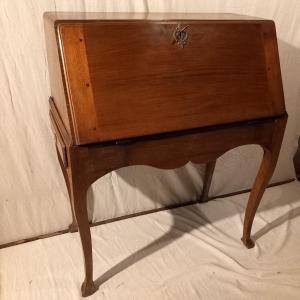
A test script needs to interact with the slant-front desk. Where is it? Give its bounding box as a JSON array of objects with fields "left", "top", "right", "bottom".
[{"left": 44, "top": 12, "right": 287, "bottom": 297}]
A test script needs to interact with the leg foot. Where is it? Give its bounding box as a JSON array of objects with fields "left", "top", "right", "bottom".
[
  {"left": 69, "top": 222, "right": 78, "bottom": 233},
  {"left": 200, "top": 160, "right": 216, "bottom": 202},
  {"left": 81, "top": 279, "right": 98, "bottom": 297},
  {"left": 241, "top": 236, "right": 255, "bottom": 249}
]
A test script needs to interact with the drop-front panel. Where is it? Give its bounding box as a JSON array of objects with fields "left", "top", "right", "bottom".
[{"left": 45, "top": 12, "right": 285, "bottom": 145}]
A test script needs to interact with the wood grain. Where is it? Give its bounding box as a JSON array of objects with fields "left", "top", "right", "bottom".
[
  {"left": 58, "top": 25, "right": 98, "bottom": 142},
  {"left": 44, "top": 12, "right": 287, "bottom": 297},
  {"left": 44, "top": 12, "right": 285, "bottom": 145},
  {"left": 58, "top": 114, "right": 286, "bottom": 296}
]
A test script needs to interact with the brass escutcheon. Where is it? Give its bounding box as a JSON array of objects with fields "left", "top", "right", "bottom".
[{"left": 173, "top": 24, "right": 189, "bottom": 48}]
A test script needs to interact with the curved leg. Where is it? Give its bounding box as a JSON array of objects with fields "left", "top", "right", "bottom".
[
  {"left": 241, "top": 149, "right": 275, "bottom": 248},
  {"left": 71, "top": 182, "right": 97, "bottom": 297},
  {"left": 66, "top": 184, "right": 78, "bottom": 233},
  {"left": 241, "top": 116, "right": 287, "bottom": 248},
  {"left": 200, "top": 160, "right": 216, "bottom": 202},
  {"left": 56, "top": 147, "right": 78, "bottom": 232}
]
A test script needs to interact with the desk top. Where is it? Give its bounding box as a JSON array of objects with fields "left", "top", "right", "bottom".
[{"left": 44, "top": 12, "right": 266, "bottom": 22}]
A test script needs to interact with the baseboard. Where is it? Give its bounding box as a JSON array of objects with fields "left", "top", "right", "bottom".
[{"left": 0, "top": 178, "right": 295, "bottom": 249}]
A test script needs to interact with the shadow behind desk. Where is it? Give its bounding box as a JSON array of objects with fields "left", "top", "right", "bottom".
[{"left": 44, "top": 12, "right": 287, "bottom": 297}]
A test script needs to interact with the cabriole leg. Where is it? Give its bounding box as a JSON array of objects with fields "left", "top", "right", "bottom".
[
  {"left": 70, "top": 181, "right": 97, "bottom": 297},
  {"left": 241, "top": 116, "right": 287, "bottom": 249}
]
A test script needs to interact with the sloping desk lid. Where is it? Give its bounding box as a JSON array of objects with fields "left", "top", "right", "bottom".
[{"left": 50, "top": 13, "right": 285, "bottom": 145}]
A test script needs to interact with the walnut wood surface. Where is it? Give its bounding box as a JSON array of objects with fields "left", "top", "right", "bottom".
[
  {"left": 44, "top": 13, "right": 285, "bottom": 145},
  {"left": 44, "top": 12, "right": 288, "bottom": 297},
  {"left": 51, "top": 109, "right": 287, "bottom": 296}
]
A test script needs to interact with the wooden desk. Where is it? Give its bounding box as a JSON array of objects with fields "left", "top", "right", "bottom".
[{"left": 44, "top": 12, "right": 287, "bottom": 297}]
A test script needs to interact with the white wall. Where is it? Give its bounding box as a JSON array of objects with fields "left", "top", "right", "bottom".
[{"left": 0, "top": 0, "right": 299, "bottom": 245}]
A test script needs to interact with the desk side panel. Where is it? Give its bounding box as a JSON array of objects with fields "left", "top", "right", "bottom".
[{"left": 44, "top": 16, "right": 74, "bottom": 140}]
